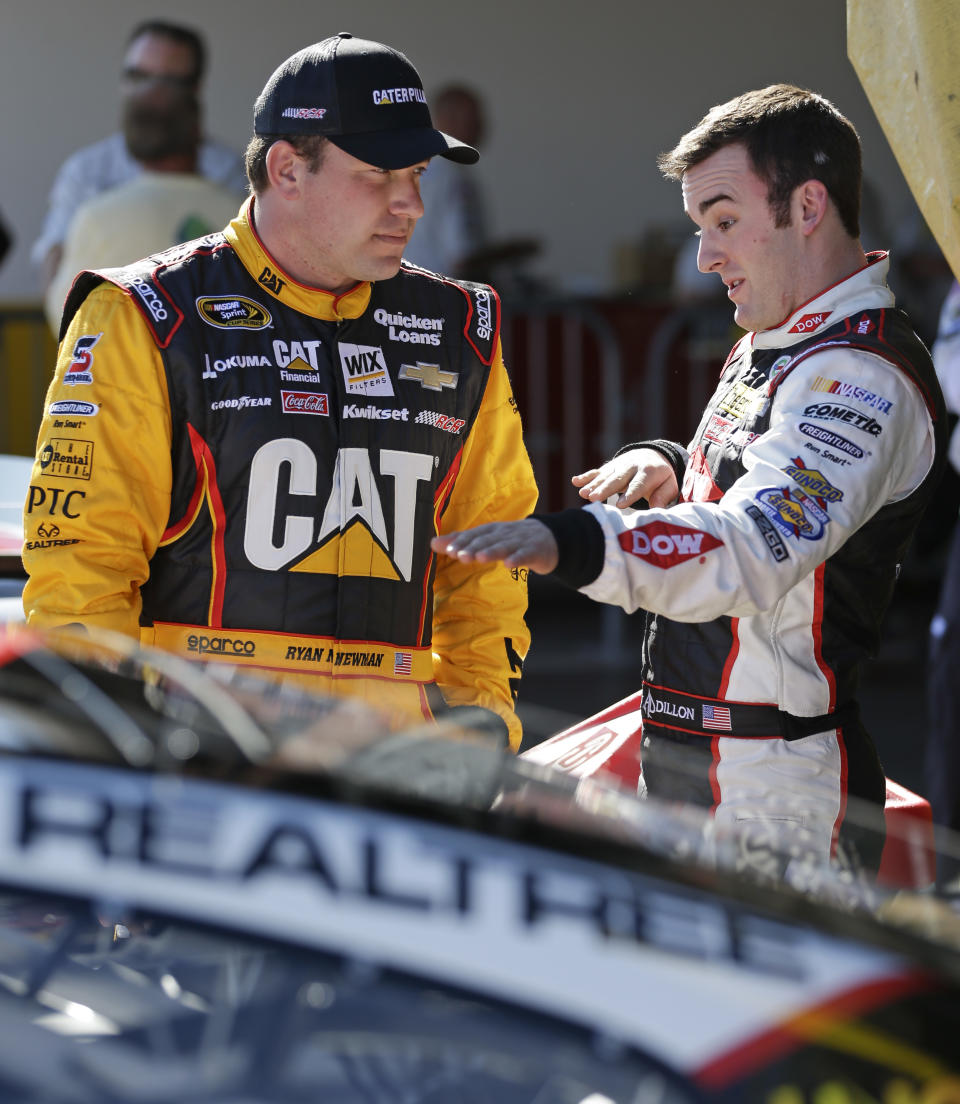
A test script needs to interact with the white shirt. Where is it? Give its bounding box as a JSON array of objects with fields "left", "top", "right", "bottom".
[
  {"left": 403, "top": 157, "right": 486, "bottom": 276},
  {"left": 32, "top": 131, "right": 247, "bottom": 265},
  {"left": 44, "top": 172, "right": 241, "bottom": 334}
]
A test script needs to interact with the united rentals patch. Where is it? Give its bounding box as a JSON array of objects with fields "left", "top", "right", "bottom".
[{"left": 38, "top": 438, "right": 94, "bottom": 481}]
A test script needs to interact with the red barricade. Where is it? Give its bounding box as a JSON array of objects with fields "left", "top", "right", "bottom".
[{"left": 522, "top": 695, "right": 935, "bottom": 890}]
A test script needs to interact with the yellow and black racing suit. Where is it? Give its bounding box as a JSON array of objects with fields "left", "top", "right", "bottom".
[{"left": 23, "top": 201, "right": 538, "bottom": 747}]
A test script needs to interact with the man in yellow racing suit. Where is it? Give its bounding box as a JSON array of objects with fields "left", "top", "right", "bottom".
[{"left": 22, "top": 33, "right": 537, "bottom": 749}]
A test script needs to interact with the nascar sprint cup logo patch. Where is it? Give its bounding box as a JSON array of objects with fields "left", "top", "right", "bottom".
[{"left": 196, "top": 296, "right": 273, "bottom": 330}]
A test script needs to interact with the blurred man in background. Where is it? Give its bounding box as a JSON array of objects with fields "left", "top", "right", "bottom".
[
  {"left": 403, "top": 84, "right": 541, "bottom": 292},
  {"left": 44, "top": 88, "right": 239, "bottom": 333},
  {"left": 403, "top": 84, "right": 488, "bottom": 277},
  {"left": 32, "top": 20, "right": 246, "bottom": 296}
]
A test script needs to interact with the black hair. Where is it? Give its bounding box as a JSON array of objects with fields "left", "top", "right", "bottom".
[
  {"left": 658, "top": 84, "right": 862, "bottom": 238},
  {"left": 126, "top": 20, "right": 207, "bottom": 84}
]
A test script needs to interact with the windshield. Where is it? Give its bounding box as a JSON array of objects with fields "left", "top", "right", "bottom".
[
  {"left": 1, "top": 624, "right": 960, "bottom": 965},
  {"left": 0, "top": 891, "right": 699, "bottom": 1104}
]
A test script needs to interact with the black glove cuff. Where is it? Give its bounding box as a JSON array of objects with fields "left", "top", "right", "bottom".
[
  {"left": 613, "top": 439, "right": 687, "bottom": 492},
  {"left": 532, "top": 508, "right": 605, "bottom": 589}
]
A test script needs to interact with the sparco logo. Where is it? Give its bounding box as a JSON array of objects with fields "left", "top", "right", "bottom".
[
  {"left": 802, "top": 402, "right": 882, "bottom": 437},
  {"left": 131, "top": 277, "right": 168, "bottom": 322},
  {"left": 474, "top": 288, "right": 493, "bottom": 340},
  {"left": 196, "top": 296, "right": 273, "bottom": 330},
  {"left": 281, "top": 391, "right": 329, "bottom": 415},
  {"left": 642, "top": 690, "right": 695, "bottom": 722},
  {"left": 618, "top": 521, "right": 723, "bottom": 569},
  {"left": 187, "top": 635, "right": 256, "bottom": 656}
]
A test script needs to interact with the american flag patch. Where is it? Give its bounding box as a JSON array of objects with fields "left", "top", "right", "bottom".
[
  {"left": 702, "top": 704, "right": 732, "bottom": 731},
  {"left": 394, "top": 652, "right": 412, "bottom": 676}
]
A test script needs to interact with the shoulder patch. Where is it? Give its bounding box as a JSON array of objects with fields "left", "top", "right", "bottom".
[
  {"left": 461, "top": 281, "right": 500, "bottom": 366},
  {"left": 103, "top": 262, "right": 183, "bottom": 348},
  {"left": 393, "top": 268, "right": 501, "bottom": 366}
]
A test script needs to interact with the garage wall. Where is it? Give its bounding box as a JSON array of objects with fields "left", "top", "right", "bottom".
[{"left": 0, "top": 0, "right": 914, "bottom": 302}]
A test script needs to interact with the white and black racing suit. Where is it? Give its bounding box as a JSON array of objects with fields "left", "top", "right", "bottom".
[{"left": 538, "top": 254, "right": 947, "bottom": 873}]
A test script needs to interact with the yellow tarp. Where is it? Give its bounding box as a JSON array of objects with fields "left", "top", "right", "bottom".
[{"left": 848, "top": 0, "right": 960, "bottom": 280}]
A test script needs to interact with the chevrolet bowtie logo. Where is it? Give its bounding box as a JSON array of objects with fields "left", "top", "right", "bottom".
[{"left": 399, "top": 361, "right": 459, "bottom": 391}]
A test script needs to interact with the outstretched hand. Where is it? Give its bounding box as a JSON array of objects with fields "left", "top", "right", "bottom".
[
  {"left": 572, "top": 447, "right": 678, "bottom": 509},
  {"left": 431, "top": 519, "right": 559, "bottom": 574}
]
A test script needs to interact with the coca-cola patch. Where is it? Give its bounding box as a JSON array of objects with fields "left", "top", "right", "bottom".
[
  {"left": 618, "top": 521, "right": 723, "bottom": 568},
  {"left": 281, "top": 390, "right": 329, "bottom": 416}
]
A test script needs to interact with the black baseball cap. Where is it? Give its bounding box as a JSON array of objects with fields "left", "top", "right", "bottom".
[{"left": 253, "top": 33, "right": 479, "bottom": 169}]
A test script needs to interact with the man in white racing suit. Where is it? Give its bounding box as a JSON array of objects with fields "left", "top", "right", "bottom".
[{"left": 432, "top": 85, "right": 947, "bottom": 878}]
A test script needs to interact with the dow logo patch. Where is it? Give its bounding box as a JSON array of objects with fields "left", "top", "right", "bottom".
[
  {"left": 788, "top": 311, "right": 831, "bottom": 334},
  {"left": 618, "top": 521, "right": 723, "bottom": 569}
]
